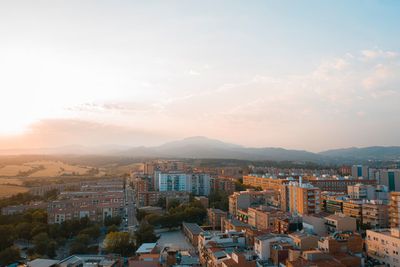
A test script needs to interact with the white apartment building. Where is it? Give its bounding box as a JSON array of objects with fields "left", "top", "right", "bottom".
[
  {"left": 366, "top": 228, "right": 400, "bottom": 267},
  {"left": 156, "top": 172, "right": 211, "bottom": 196}
]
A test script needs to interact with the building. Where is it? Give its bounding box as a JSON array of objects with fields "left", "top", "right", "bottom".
[
  {"left": 182, "top": 222, "right": 204, "bottom": 247},
  {"left": 228, "top": 190, "right": 277, "bottom": 216},
  {"left": 210, "top": 177, "right": 236, "bottom": 194},
  {"left": 342, "top": 200, "right": 363, "bottom": 227},
  {"left": 322, "top": 196, "right": 344, "bottom": 214},
  {"left": 318, "top": 231, "right": 363, "bottom": 254},
  {"left": 286, "top": 249, "right": 360, "bottom": 267},
  {"left": 136, "top": 243, "right": 158, "bottom": 255},
  {"left": 390, "top": 192, "right": 400, "bottom": 228},
  {"left": 288, "top": 181, "right": 321, "bottom": 215},
  {"left": 302, "top": 213, "right": 329, "bottom": 236},
  {"left": 270, "top": 242, "right": 294, "bottom": 266},
  {"left": 221, "top": 217, "right": 251, "bottom": 232},
  {"left": 339, "top": 166, "right": 352, "bottom": 176},
  {"left": 254, "top": 234, "right": 293, "bottom": 261},
  {"left": 351, "top": 165, "right": 369, "bottom": 179},
  {"left": 207, "top": 208, "right": 228, "bottom": 230},
  {"left": 362, "top": 201, "right": 389, "bottom": 228},
  {"left": 247, "top": 206, "right": 285, "bottom": 231},
  {"left": 243, "top": 175, "right": 377, "bottom": 194},
  {"left": 58, "top": 255, "right": 121, "bottom": 267},
  {"left": 156, "top": 172, "right": 211, "bottom": 196},
  {"left": 47, "top": 191, "right": 124, "bottom": 224},
  {"left": 381, "top": 169, "right": 400, "bottom": 191},
  {"left": 289, "top": 232, "right": 319, "bottom": 251},
  {"left": 1, "top": 202, "right": 47, "bottom": 215},
  {"left": 274, "top": 215, "right": 303, "bottom": 234},
  {"left": 347, "top": 183, "right": 376, "bottom": 200},
  {"left": 366, "top": 228, "right": 400, "bottom": 267},
  {"left": 324, "top": 213, "right": 357, "bottom": 233},
  {"left": 195, "top": 196, "right": 209, "bottom": 208}
]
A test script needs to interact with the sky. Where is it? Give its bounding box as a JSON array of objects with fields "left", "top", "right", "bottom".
[{"left": 0, "top": 0, "right": 399, "bottom": 152}]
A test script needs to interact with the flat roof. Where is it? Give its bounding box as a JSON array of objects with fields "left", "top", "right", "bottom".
[
  {"left": 182, "top": 222, "right": 204, "bottom": 235},
  {"left": 136, "top": 243, "right": 158, "bottom": 254},
  {"left": 27, "top": 259, "right": 58, "bottom": 267}
]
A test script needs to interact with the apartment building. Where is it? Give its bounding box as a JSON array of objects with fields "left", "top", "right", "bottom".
[
  {"left": 347, "top": 183, "right": 376, "bottom": 199},
  {"left": 380, "top": 169, "right": 400, "bottom": 191},
  {"left": 288, "top": 181, "right": 321, "bottom": 215},
  {"left": 366, "top": 228, "right": 400, "bottom": 267},
  {"left": 390, "top": 192, "right": 400, "bottom": 228},
  {"left": 156, "top": 172, "right": 211, "bottom": 196},
  {"left": 207, "top": 208, "right": 228, "bottom": 230},
  {"left": 351, "top": 165, "right": 370, "bottom": 179},
  {"left": 243, "top": 175, "right": 377, "bottom": 194},
  {"left": 342, "top": 200, "right": 363, "bottom": 226},
  {"left": 247, "top": 206, "right": 284, "bottom": 231},
  {"left": 362, "top": 201, "right": 389, "bottom": 228},
  {"left": 228, "top": 189, "right": 277, "bottom": 216},
  {"left": 210, "top": 177, "right": 236, "bottom": 194}
]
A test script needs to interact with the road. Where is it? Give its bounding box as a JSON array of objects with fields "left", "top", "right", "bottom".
[{"left": 123, "top": 184, "right": 138, "bottom": 233}]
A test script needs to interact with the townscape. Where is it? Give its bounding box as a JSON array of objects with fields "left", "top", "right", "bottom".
[
  {"left": 1, "top": 158, "right": 400, "bottom": 267},
  {"left": 1, "top": 1, "right": 400, "bottom": 267}
]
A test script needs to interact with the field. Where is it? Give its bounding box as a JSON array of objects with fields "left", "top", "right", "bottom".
[
  {"left": 0, "top": 184, "right": 29, "bottom": 198},
  {"left": 0, "top": 178, "right": 24, "bottom": 185},
  {"left": 0, "top": 160, "right": 100, "bottom": 177},
  {"left": 0, "top": 165, "right": 33, "bottom": 176}
]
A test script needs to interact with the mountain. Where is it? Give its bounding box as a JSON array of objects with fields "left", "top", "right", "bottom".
[
  {"left": 118, "top": 136, "right": 321, "bottom": 161},
  {"left": 1, "top": 136, "right": 400, "bottom": 162},
  {"left": 319, "top": 146, "right": 400, "bottom": 161}
]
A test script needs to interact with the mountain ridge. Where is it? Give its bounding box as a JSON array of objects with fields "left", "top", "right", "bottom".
[{"left": 1, "top": 136, "right": 400, "bottom": 162}]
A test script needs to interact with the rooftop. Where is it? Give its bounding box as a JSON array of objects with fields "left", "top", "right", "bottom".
[
  {"left": 136, "top": 243, "right": 158, "bottom": 254},
  {"left": 182, "top": 222, "right": 204, "bottom": 235}
]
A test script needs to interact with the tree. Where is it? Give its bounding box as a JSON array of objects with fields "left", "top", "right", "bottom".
[
  {"left": 167, "top": 199, "right": 180, "bottom": 211},
  {"left": 79, "top": 225, "right": 101, "bottom": 240},
  {"left": 33, "top": 232, "right": 50, "bottom": 255},
  {"left": 16, "top": 222, "right": 32, "bottom": 240},
  {"left": 135, "top": 222, "right": 157, "bottom": 246},
  {"left": 69, "top": 234, "right": 90, "bottom": 255},
  {"left": 0, "top": 225, "right": 16, "bottom": 250},
  {"left": 31, "top": 209, "right": 48, "bottom": 223},
  {"left": 0, "top": 246, "right": 20, "bottom": 266},
  {"left": 104, "top": 216, "right": 121, "bottom": 227},
  {"left": 107, "top": 224, "right": 119, "bottom": 233},
  {"left": 104, "top": 232, "right": 135, "bottom": 257}
]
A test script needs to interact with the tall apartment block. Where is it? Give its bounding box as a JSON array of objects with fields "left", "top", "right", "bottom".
[
  {"left": 381, "top": 169, "right": 400, "bottom": 191},
  {"left": 390, "top": 192, "right": 400, "bottom": 228},
  {"left": 288, "top": 181, "right": 320, "bottom": 215}
]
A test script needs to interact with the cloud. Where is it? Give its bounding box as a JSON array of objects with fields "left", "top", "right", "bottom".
[{"left": 361, "top": 49, "right": 399, "bottom": 60}]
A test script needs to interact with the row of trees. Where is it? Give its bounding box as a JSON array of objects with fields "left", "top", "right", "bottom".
[
  {"left": 0, "top": 208, "right": 116, "bottom": 266},
  {"left": 102, "top": 221, "right": 157, "bottom": 257},
  {"left": 138, "top": 199, "right": 207, "bottom": 229}
]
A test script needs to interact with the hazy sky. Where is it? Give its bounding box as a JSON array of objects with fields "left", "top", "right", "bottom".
[{"left": 1, "top": 1, "right": 400, "bottom": 152}]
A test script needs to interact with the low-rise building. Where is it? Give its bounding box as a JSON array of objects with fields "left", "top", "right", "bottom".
[
  {"left": 182, "top": 222, "right": 204, "bottom": 247},
  {"left": 289, "top": 232, "right": 319, "bottom": 251},
  {"left": 254, "top": 234, "right": 293, "bottom": 261},
  {"left": 324, "top": 213, "right": 357, "bottom": 234}
]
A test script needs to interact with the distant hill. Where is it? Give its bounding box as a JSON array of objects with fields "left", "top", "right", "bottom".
[
  {"left": 1, "top": 136, "right": 400, "bottom": 163},
  {"left": 319, "top": 146, "right": 400, "bottom": 161},
  {"left": 117, "top": 136, "right": 321, "bottom": 161}
]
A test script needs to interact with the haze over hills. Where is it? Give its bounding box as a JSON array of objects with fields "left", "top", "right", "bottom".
[{"left": 1, "top": 136, "right": 400, "bottom": 162}]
